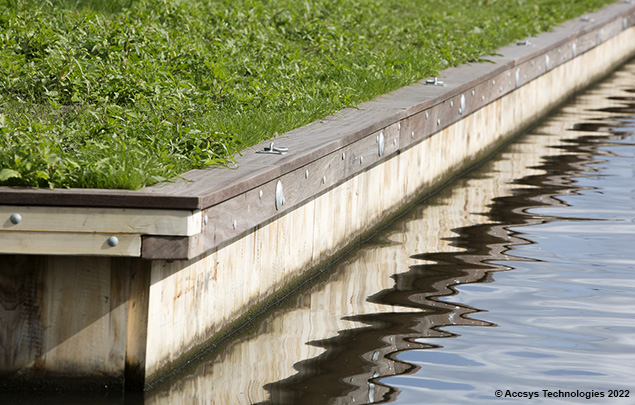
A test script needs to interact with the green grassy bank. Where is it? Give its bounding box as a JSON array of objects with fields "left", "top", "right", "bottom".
[{"left": 0, "top": 0, "right": 616, "bottom": 189}]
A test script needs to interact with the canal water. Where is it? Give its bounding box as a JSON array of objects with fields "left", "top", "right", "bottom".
[{"left": 3, "top": 59, "right": 635, "bottom": 404}]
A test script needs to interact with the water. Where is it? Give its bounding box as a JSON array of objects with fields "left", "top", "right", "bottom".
[{"left": 4, "top": 60, "right": 635, "bottom": 404}]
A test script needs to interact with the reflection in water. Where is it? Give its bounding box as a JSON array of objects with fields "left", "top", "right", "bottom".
[{"left": 141, "top": 59, "right": 635, "bottom": 404}]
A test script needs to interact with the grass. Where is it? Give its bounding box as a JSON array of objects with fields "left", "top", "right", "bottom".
[{"left": 0, "top": 0, "right": 617, "bottom": 189}]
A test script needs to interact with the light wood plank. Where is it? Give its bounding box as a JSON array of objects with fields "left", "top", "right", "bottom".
[
  {"left": 0, "top": 206, "right": 201, "bottom": 236},
  {"left": 0, "top": 231, "right": 141, "bottom": 256}
]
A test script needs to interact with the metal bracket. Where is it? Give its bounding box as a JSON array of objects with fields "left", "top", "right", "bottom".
[
  {"left": 425, "top": 77, "right": 445, "bottom": 86},
  {"left": 256, "top": 142, "right": 288, "bottom": 155}
]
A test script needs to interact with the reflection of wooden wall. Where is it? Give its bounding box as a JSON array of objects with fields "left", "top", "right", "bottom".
[
  {"left": 1, "top": 25, "right": 633, "bottom": 391},
  {"left": 144, "top": 60, "right": 635, "bottom": 403}
]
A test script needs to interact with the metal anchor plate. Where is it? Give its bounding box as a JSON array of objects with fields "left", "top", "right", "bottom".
[{"left": 256, "top": 142, "right": 288, "bottom": 155}]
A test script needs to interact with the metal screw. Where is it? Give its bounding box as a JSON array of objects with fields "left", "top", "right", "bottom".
[
  {"left": 471, "top": 89, "right": 475, "bottom": 96},
  {"left": 545, "top": 55, "right": 550, "bottom": 70},
  {"left": 342, "top": 152, "right": 346, "bottom": 160},
  {"left": 360, "top": 156, "right": 364, "bottom": 165},
  {"left": 482, "top": 95, "right": 485, "bottom": 101},
  {"left": 322, "top": 176, "right": 326, "bottom": 184},
  {"left": 9, "top": 213, "right": 22, "bottom": 224},
  {"left": 259, "top": 190, "right": 263, "bottom": 199},
  {"left": 425, "top": 111, "right": 429, "bottom": 120},
  {"left": 450, "top": 100, "right": 454, "bottom": 108},
  {"left": 204, "top": 215, "right": 209, "bottom": 225},
  {"left": 515, "top": 69, "right": 520, "bottom": 87},
  {"left": 305, "top": 170, "right": 309, "bottom": 179},
  {"left": 232, "top": 220, "right": 237, "bottom": 230},
  {"left": 397, "top": 123, "right": 401, "bottom": 131},
  {"left": 492, "top": 79, "right": 496, "bottom": 85},
  {"left": 107, "top": 236, "right": 119, "bottom": 247},
  {"left": 411, "top": 131, "right": 415, "bottom": 139},
  {"left": 572, "top": 43, "right": 577, "bottom": 57},
  {"left": 437, "top": 118, "right": 441, "bottom": 126}
]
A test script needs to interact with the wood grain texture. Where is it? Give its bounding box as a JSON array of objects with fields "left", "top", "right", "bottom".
[
  {"left": 0, "top": 206, "right": 201, "bottom": 236},
  {"left": 0, "top": 256, "right": 44, "bottom": 375},
  {"left": 0, "top": 256, "right": 140, "bottom": 389},
  {"left": 123, "top": 259, "right": 152, "bottom": 390},
  {"left": 0, "top": 231, "right": 141, "bottom": 256}
]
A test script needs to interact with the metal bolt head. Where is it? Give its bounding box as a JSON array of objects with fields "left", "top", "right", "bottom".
[
  {"left": 259, "top": 190, "right": 263, "bottom": 199},
  {"left": 378, "top": 131, "right": 385, "bottom": 157},
  {"left": 107, "top": 236, "right": 119, "bottom": 247},
  {"left": 275, "top": 180, "right": 285, "bottom": 211},
  {"left": 305, "top": 170, "right": 309, "bottom": 179},
  {"left": 204, "top": 215, "right": 209, "bottom": 225},
  {"left": 232, "top": 219, "right": 237, "bottom": 230},
  {"left": 10, "top": 213, "right": 22, "bottom": 224},
  {"left": 342, "top": 152, "right": 346, "bottom": 160},
  {"left": 460, "top": 94, "right": 466, "bottom": 115}
]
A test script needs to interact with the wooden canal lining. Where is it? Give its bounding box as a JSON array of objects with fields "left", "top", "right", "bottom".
[{"left": 1, "top": 3, "right": 635, "bottom": 390}]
